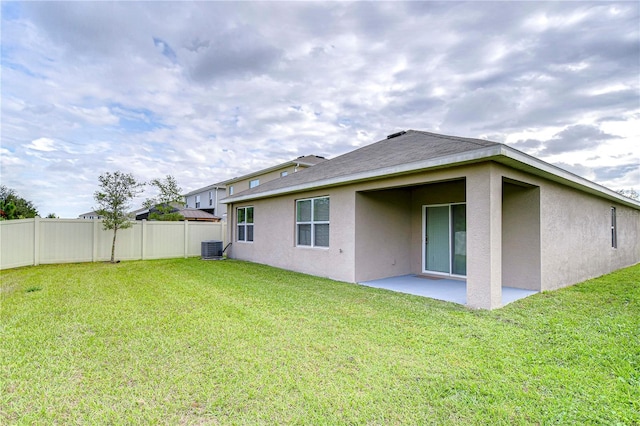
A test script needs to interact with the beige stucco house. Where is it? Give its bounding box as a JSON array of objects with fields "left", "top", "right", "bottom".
[
  {"left": 184, "top": 156, "right": 326, "bottom": 221},
  {"left": 222, "top": 130, "right": 640, "bottom": 309},
  {"left": 220, "top": 155, "right": 327, "bottom": 197},
  {"left": 184, "top": 184, "right": 227, "bottom": 217}
]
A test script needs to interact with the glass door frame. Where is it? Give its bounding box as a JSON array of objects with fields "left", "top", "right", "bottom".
[{"left": 422, "top": 203, "right": 467, "bottom": 278}]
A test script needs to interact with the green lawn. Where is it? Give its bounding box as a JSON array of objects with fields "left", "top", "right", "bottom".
[{"left": 1, "top": 259, "right": 638, "bottom": 425}]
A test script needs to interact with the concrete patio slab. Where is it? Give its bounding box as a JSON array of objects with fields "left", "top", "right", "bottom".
[{"left": 359, "top": 275, "right": 537, "bottom": 307}]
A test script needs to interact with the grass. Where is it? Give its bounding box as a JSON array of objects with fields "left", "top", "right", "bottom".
[{"left": 1, "top": 258, "right": 638, "bottom": 425}]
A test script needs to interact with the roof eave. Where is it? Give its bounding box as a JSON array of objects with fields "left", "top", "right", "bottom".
[{"left": 496, "top": 145, "right": 640, "bottom": 209}]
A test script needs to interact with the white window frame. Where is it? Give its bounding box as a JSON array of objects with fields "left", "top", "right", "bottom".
[
  {"left": 422, "top": 203, "right": 467, "bottom": 277},
  {"left": 237, "top": 206, "right": 254, "bottom": 242},
  {"left": 195, "top": 195, "right": 201, "bottom": 208},
  {"left": 209, "top": 191, "right": 213, "bottom": 206},
  {"left": 229, "top": 186, "right": 234, "bottom": 196},
  {"left": 296, "top": 196, "right": 330, "bottom": 248},
  {"left": 281, "top": 171, "right": 288, "bottom": 177},
  {"left": 249, "top": 179, "right": 260, "bottom": 189}
]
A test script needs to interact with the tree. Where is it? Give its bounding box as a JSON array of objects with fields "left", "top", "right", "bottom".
[
  {"left": 94, "top": 171, "right": 145, "bottom": 263},
  {"left": 46, "top": 213, "right": 58, "bottom": 219},
  {"left": 144, "top": 175, "right": 184, "bottom": 221},
  {"left": 0, "top": 185, "right": 39, "bottom": 220},
  {"left": 618, "top": 189, "right": 638, "bottom": 200}
]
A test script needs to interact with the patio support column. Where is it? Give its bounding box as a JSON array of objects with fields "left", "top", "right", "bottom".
[{"left": 466, "top": 163, "right": 502, "bottom": 309}]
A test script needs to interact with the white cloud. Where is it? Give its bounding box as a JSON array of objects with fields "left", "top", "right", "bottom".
[
  {"left": 26, "top": 137, "right": 57, "bottom": 152},
  {"left": 1, "top": 1, "right": 638, "bottom": 217}
]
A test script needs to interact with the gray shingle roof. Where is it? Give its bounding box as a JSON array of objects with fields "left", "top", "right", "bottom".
[
  {"left": 178, "top": 208, "right": 220, "bottom": 220},
  {"left": 224, "top": 130, "right": 499, "bottom": 201},
  {"left": 294, "top": 154, "right": 327, "bottom": 166}
]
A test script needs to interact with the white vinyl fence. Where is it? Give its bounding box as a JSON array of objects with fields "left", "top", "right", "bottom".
[{"left": 0, "top": 218, "right": 227, "bottom": 270}]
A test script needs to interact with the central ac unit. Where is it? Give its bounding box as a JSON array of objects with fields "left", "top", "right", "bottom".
[{"left": 201, "top": 240, "right": 223, "bottom": 260}]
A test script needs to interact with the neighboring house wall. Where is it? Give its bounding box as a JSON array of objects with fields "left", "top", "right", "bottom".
[
  {"left": 226, "top": 164, "right": 314, "bottom": 196},
  {"left": 184, "top": 187, "right": 226, "bottom": 216},
  {"left": 79, "top": 212, "right": 103, "bottom": 220}
]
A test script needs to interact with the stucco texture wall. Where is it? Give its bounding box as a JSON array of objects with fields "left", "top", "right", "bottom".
[
  {"left": 227, "top": 188, "right": 357, "bottom": 282},
  {"left": 354, "top": 189, "right": 412, "bottom": 282},
  {"left": 493, "top": 163, "right": 640, "bottom": 292},
  {"left": 502, "top": 181, "right": 541, "bottom": 291},
  {"left": 352, "top": 181, "right": 467, "bottom": 283},
  {"left": 538, "top": 179, "right": 639, "bottom": 290}
]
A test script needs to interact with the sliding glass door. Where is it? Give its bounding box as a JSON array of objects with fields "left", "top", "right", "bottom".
[{"left": 423, "top": 204, "right": 466, "bottom": 276}]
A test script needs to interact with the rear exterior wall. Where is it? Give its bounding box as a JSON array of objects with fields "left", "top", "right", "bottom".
[
  {"left": 227, "top": 166, "right": 473, "bottom": 284},
  {"left": 491, "top": 163, "right": 639, "bottom": 291},
  {"left": 227, "top": 161, "right": 639, "bottom": 292},
  {"left": 538, "top": 179, "right": 639, "bottom": 290},
  {"left": 227, "top": 187, "right": 357, "bottom": 282}
]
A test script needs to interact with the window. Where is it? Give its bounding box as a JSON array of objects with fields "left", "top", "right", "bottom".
[
  {"left": 281, "top": 171, "right": 288, "bottom": 177},
  {"left": 296, "top": 196, "right": 329, "bottom": 247},
  {"left": 195, "top": 195, "right": 201, "bottom": 208},
  {"left": 209, "top": 191, "right": 213, "bottom": 206},
  {"left": 249, "top": 179, "right": 260, "bottom": 189},
  {"left": 237, "top": 207, "right": 254, "bottom": 242},
  {"left": 611, "top": 207, "right": 617, "bottom": 248},
  {"left": 229, "top": 186, "right": 234, "bottom": 196}
]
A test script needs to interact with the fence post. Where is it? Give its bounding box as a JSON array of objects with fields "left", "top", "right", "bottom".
[
  {"left": 92, "top": 219, "right": 99, "bottom": 262},
  {"left": 141, "top": 219, "right": 147, "bottom": 260},
  {"left": 33, "top": 217, "right": 40, "bottom": 266},
  {"left": 183, "top": 220, "right": 189, "bottom": 258}
]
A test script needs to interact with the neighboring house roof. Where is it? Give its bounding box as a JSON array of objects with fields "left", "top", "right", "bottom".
[
  {"left": 222, "top": 130, "right": 640, "bottom": 210},
  {"left": 218, "top": 154, "right": 327, "bottom": 185},
  {"left": 184, "top": 183, "right": 227, "bottom": 197},
  {"left": 178, "top": 208, "right": 220, "bottom": 221},
  {"left": 78, "top": 211, "right": 103, "bottom": 217},
  {"left": 129, "top": 206, "right": 149, "bottom": 216},
  {"left": 135, "top": 205, "right": 220, "bottom": 221}
]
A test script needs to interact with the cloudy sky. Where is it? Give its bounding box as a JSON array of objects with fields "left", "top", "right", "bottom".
[{"left": 1, "top": 1, "right": 638, "bottom": 218}]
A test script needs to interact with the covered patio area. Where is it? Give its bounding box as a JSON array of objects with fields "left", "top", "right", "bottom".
[{"left": 359, "top": 275, "right": 537, "bottom": 307}]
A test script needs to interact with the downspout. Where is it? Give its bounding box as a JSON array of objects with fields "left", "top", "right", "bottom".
[
  {"left": 227, "top": 202, "right": 234, "bottom": 257},
  {"left": 214, "top": 187, "right": 218, "bottom": 216}
]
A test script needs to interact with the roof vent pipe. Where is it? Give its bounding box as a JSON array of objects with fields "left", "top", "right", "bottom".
[{"left": 386, "top": 131, "right": 407, "bottom": 139}]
